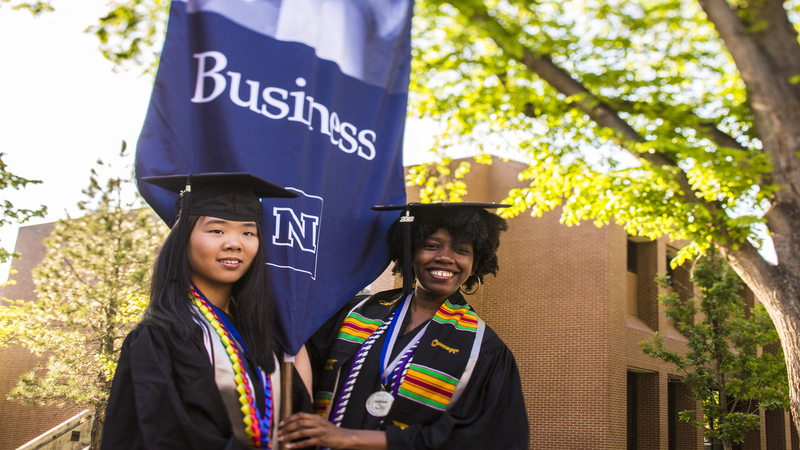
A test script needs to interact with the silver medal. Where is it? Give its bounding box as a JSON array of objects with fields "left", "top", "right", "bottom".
[{"left": 366, "top": 390, "right": 394, "bottom": 417}]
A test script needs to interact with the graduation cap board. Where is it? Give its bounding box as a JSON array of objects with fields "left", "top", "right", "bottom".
[
  {"left": 141, "top": 172, "right": 298, "bottom": 225},
  {"left": 371, "top": 202, "right": 511, "bottom": 295}
]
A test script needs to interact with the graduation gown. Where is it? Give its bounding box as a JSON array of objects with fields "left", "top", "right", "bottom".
[
  {"left": 308, "top": 289, "right": 529, "bottom": 450},
  {"left": 102, "top": 321, "right": 312, "bottom": 449}
]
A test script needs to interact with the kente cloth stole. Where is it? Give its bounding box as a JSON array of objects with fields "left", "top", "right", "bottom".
[{"left": 314, "top": 288, "right": 484, "bottom": 428}]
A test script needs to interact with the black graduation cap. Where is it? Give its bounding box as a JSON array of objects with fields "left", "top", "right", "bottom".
[
  {"left": 142, "top": 172, "right": 298, "bottom": 224},
  {"left": 371, "top": 202, "right": 510, "bottom": 295}
]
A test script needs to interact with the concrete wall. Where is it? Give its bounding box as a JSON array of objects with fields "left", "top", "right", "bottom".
[{"left": 16, "top": 410, "right": 93, "bottom": 450}]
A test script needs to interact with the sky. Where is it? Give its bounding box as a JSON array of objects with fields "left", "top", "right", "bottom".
[{"left": 0, "top": 3, "right": 155, "bottom": 281}]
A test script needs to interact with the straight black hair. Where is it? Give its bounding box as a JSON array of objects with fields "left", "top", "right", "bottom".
[{"left": 143, "top": 215, "right": 275, "bottom": 373}]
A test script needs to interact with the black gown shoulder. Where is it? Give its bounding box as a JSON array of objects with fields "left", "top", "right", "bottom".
[{"left": 102, "top": 323, "right": 311, "bottom": 449}]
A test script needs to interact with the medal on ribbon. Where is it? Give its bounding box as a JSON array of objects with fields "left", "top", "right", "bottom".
[{"left": 366, "top": 294, "right": 429, "bottom": 418}]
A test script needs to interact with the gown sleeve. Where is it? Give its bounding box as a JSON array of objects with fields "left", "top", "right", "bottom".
[
  {"left": 305, "top": 295, "right": 369, "bottom": 390},
  {"left": 384, "top": 332, "right": 530, "bottom": 450},
  {"left": 102, "top": 324, "right": 249, "bottom": 450}
]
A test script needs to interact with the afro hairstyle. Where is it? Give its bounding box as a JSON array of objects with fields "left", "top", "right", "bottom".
[{"left": 386, "top": 206, "right": 508, "bottom": 290}]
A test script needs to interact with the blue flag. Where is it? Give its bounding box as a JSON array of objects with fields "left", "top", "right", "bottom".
[{"left": 136, "top": 0, "right": 411, "bottom": 354}]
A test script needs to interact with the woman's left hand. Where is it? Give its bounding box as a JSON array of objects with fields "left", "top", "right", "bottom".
[{"left": 278, "top": 413, "right": 387, "bottom": 450}]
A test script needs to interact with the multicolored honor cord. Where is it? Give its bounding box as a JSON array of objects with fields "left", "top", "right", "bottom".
[{"left": 190, "top": 285, "right": 274, "bottom": 448}]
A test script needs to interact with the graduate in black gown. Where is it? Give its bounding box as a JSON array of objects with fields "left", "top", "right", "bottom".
[
  {"left": 279, "top": 203, "right": 529, "bottom": 450},
  {"left": 102, "top": 173, "right": 313, "bottom": 449}
]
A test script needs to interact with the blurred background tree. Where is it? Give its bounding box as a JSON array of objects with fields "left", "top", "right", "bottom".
[
  {"left": 0, "top": 153, "right": 46, "bottom": 264},
  {"left": 642, "top": 252, "right": 789, "bottom": 450},
  {"left": 0, "top": 144, "right": 168, "bottom": 449}
]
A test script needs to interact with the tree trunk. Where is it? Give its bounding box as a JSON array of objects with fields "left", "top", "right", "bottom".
[
  {"left": 722, "top": 437, "right": 734, "bottom": 450},
  {"left": 724, "top": 238, "right": 800, "bottom": 434},
  {"left": 697, "top": 0, "right": 800, "bottom": 434},
  {"left": 91, "top": 403, "right": 106, "bottom": 450},
  {"left": 459, "top": 0, "right": 800, "bottom": 432}
]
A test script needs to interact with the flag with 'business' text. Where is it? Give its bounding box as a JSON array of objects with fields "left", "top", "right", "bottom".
[{"left": 136, "top": 0, "right": 411, "bottom": 354}]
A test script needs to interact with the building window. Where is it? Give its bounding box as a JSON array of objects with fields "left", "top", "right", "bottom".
[
  {"left": 628, "top": 372, "right": 638, "bottom": 450},
  {"left": 668, "top": 380, "right": 676, "bottom": 450},
  {"left": 627, "top": 240, "right": 638, "bottom": 274},
  {"left": 71, "top": 431, "right": 80, "bottom": 442},
  {"left": 666, "top": 255, "right": 674, "bottom": 287}
]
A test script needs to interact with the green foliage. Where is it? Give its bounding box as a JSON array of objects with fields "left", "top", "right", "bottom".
[
  {"left": 0, "top": 146, "right": 167, "bottom": 419},
  {"left": 13, "top": 1, "right": 787, "bottom": 263},
  {"left": 405, "top": 157, "right": 471, "bottom": 202},
  {"left": 86, "top": 0, "right": 170, "bottom": 74},
  {"left": 641, "top": 253, "right": 788, "bottom": 447},
  {"left": 0, "top": 0, "right": 53, "bottom": 15},
  {"left": 10, "top": 0, "right": 797, "bottom": 270},
  {"left": 404, "top": 0, "right": 778, "bottom": 262},
  {"left": 0, "top": 153, "right": 47, "bottom": 263},
  {"left": 0, "top": 289, "right": 25, "bottom": 349}
]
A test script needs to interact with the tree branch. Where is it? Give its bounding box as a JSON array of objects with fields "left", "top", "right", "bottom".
[
  {"left": 609, "top": 97, "right": 750, "bottom": 153},
  {"left": 456, "top": 8, "right": 727, "bottom": 213},
  {"left": 741, "top": 0, "right": 800, "bottom": 103},
  {"left": 513, "top": 47, "right": 720, "bottom": 210},
  {"left": 719, "top": 239, "right": 781, "bottom": 310},
  {"left": 518, "top": 52, "right": 643, "bottom": 144},
  {"left": 63, "top": 258, "right": 91, "bottom": 288},
  {"left": 697, "top": 0, "right": 788, "bottom": 101},
  {"left": 698, "top": 0, "right": 800, "bottom": 203}
]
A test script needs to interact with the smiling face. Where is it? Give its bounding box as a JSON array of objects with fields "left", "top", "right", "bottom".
[
  {"left": 187, "top": 216, "right": 260, "bottom": 307},
  {"left": 412, "top": 228, "right": 474, "bottom": 305}
]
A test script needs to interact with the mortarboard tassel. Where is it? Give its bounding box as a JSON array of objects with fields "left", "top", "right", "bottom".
[{"left": 401, "top": 208, "right": 414, "bottom": 295}]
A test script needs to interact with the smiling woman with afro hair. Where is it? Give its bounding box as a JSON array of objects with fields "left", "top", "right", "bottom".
[
  {"left": 281, "top": 203, "right": 529, "bottom": 450},
  {"left": 385, "top": 206, "right": 508, "bottom": 291}
]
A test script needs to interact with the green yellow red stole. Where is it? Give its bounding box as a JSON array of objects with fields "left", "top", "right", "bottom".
[{"left": 314, "top": 289, "right": 485, "bottom": 428}]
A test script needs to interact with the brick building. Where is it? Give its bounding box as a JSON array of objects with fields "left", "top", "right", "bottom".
[
  {"left": 0, "top": 157, "right": 797, "bottom": 449},
  {"left": 372, "top": 157, "right": 798, "bottom": 449},
  {"left": 0, "top": 223, "right": 84, "bottom": 450}
]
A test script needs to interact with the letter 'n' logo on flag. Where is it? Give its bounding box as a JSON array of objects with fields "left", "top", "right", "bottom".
[
  {"left": 266, "top": 188, "right": 323, "bottom": 279},
  {"left": 272, "top": 208, "right": 319, "bottom": 253}
]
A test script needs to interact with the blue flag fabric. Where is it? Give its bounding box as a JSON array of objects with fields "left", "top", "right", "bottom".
[{"left": 136, "top": 0, "right": 410, "bottom": 354}]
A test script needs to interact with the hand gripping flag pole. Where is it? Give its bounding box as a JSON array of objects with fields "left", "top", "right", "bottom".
[{"left": 281, "top": 355, "right": 294, "bottom": 450}]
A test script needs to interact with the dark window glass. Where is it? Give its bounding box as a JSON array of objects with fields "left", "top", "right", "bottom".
[
  {"left": 668, "top": 381, "right": 676, "bottom": 450},
  {"left": 666, "top": 256, "right": 674, "bottom": 286},
  {"left": 71, "top": 431, "right": 80, "bottom": 442},
  {"left": 627, "top": 241, "right": 638, "bottom": 274},
  {"left": 628, "top": 372, "right": 638, "bottom": 450}
]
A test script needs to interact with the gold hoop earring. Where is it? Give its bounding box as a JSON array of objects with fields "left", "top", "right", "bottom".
[{"left": 460, "top": 275, "right": 481, "bottom": 296}]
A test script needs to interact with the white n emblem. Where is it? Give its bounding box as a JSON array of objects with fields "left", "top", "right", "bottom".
[{"left": 272, "top": 207, "right": 319, "bottom": 253}]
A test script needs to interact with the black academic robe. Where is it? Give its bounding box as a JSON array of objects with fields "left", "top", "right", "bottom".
[
  {"left": 308, "top": 291, "right": 530, "bottom": 450},
  {"left": 102, "top": 322, "right": 311, "bottom": 450}
]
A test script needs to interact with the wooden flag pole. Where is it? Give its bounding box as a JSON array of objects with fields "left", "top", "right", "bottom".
[{"left": 279, "top": 356, "right": 294, "bottom": 450}]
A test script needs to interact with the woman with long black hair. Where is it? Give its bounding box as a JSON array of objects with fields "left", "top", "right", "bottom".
[{"left": 103, "top": 173, "right": 312, "bottom": 449}]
